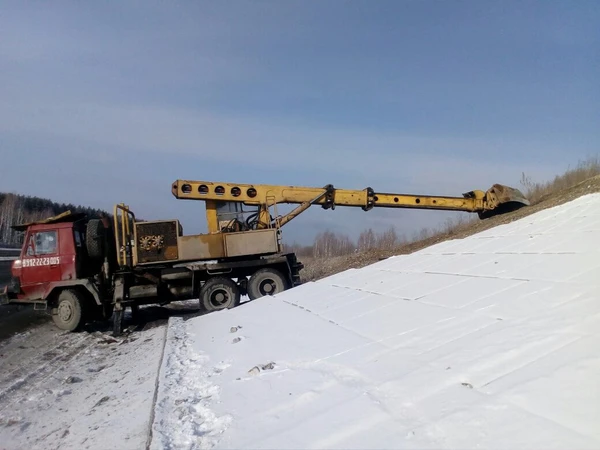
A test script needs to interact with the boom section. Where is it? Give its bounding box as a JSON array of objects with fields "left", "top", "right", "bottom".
[
  {"left": 171, "top": 180, "right": 485, "bottom": 212},
  {"left": 372, "top": 192, "right": 484, "bottom": 211},
  {"left": 172, "top": 180, "right": 369, "bottom": 207}
]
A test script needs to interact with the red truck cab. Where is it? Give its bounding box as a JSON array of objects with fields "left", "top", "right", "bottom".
[
  {"left": 1, "top": 211, "right": 110, "bottom": 331},
  {"left": 10, "top": 221, "right": 83, "bottom": 302}
]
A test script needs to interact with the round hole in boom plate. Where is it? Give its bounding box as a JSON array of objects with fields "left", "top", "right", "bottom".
[
  {"left": 198, "top": 184, "right": 209, "bottom": 194},
  {"left": 247, "top": 188, "right": 257, "bottom": 198},
  {"left": 215, "top": 186, "right": 225, "bottom": 195},
  {"left": 182, "top": 184, "right": 192, "bottom": 193},
  {"left": 374, "top": 195, "right": 379, "bottom": 201},
  {"left": 415, "top": 198, "right": 421, "bottom": 204},
  {"left": 394, "top": 197, "right": 399, "bottom": 202},
  {"left": 231, "top": 187, "right": 241, "bottom": 197}
]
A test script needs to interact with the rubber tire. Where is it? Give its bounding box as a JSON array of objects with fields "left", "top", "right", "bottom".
[
  {"left": 200, "top": 277, "right": 241, "bottom": 312},
  {"left": 52, "top": 289, "right": 85, "bottom": 331},
  {"left": 247, "top": 268, "right": 289, "bottom": 300},
  {"left": 86, "top": 219, "right": 105, "bottom": 260}
]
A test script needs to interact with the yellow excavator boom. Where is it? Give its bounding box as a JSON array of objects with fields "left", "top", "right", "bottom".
[{"left": 171, "top": 179, "right": 529, "bottom": 233}]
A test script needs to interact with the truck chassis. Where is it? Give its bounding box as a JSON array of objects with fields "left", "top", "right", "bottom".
[{"left": 1, "top": 211, "right": 303, "bottom": 336}]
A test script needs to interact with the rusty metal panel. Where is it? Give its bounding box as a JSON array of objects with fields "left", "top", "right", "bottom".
[
  {"left": 178, "top": 233, "right": 226, "bottom": 261},
  {"left": 224, "top": 229, "right": 279, "bottom": 257},
  {"left": 487, "top": 184, "right": 530, "bottom": 206},
  {"left": 135, "top": 220, "right": 179, "bottom": 263}
]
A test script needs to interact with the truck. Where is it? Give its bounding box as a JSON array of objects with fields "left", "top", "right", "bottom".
[{"left": 0, "top": 179, "right": 529, "bottom": 336}]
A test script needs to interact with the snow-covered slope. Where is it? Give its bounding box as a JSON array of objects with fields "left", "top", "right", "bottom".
[{"left": 152, "top": 193, "right": 600, "bottom": 449}]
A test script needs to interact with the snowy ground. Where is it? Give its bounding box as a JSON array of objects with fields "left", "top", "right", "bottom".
[
  {"left": 0, "top": 317, "right": 167, "bottom": 450},
  {"left": 2, "top": 193, "right": 599, "bottom": 449},
  {"left": 154, "top": 193, "right": 600, "bottom": 449}
]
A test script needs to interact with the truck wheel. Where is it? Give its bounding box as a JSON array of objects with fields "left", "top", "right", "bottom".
[
  {"left": 247, "top": 268, "right": 289, "bottom": 300},
  {"left": 86, "top": 219, "right": 105, "bottom": 260},
  {"left": 52, "top": 289, "right": 85, "bottom": 331},
  {"left": 200, "top": 277, "right": 241, "bottom": 312}
]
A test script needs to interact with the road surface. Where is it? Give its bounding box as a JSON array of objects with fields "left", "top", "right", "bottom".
[
  {"left": 0, "top": 299, "right": 204, "bottom": 450},
  {"left": 0, "top": 252, "right": 211, "bottom": 449},
  {"left": 1, "top": 249, "right": 55, "bottom": 342}
]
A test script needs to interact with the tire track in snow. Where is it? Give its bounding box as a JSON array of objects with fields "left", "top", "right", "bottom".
[
  {"left": 0, "top": 333, "right": 96, "bottom": 411},
  {"left": 0, "top": 333, "right": 91, "bottom": 395}
]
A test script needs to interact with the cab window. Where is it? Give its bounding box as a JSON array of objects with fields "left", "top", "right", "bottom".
[
  {"left": 26, "top": 231, "right": 58, "bottom": 256},
  {"left": 74, "top": 230, "right": 83, "bottom": 247}
]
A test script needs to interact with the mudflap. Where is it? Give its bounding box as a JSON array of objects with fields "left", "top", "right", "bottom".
[
  {"left": 0, "top": 288, "right": 9, "bottom": 306},
  {"left": 0, "top": 284, "right": 17, "bottom": 306},
  {"left": 112, "top": 307, "right": 124, "bottom": 337}
]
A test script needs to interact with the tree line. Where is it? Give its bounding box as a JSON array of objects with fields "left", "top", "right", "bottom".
[
  {"left": 285, "top": 225, "right": 410, "bottom": 258},
  {"left": 284, "top": 213, "right": 478, "bottom": 259},
  {"left": 0, "top": 193, "right": 109, "bottom": 246}
]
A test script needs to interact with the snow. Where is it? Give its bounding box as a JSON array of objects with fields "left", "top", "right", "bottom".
[
  {"left": 0, "top": 323, "right": 168, "bottom": 450},
  {"left": 154, "top": 193, "right": 600, "bottom": 449},
  {"left": 150, "top": 317, "right": 233, "bottom": 450}
]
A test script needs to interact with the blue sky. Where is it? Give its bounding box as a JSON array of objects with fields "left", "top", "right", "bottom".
[{"left": 1, "top": 1, "right": 598, "bottom": 244}]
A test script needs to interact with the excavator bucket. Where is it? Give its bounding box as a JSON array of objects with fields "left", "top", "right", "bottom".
[{"left": 478, "top": 184, "right": 530, "bottom": 219}]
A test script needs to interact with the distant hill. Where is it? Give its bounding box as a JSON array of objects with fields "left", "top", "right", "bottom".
[{"left": 0, "top": 192, "right": 109, "bottom": 246}]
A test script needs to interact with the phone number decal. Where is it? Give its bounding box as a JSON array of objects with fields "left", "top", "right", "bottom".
[{"left": 22, "top": 257, "right": 60, "bottom": 267}]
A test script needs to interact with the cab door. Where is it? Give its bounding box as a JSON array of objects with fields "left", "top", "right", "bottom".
[{"left": 19, "top": 229, "right": 62, "bottom": 300}]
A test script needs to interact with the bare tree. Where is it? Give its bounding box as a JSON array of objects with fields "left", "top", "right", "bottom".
[
  {"left": 0, "top": 194, "right": 24, "bottom": 245},
  {"left": 357, "top": 228, "right": 376, "bottom": 251},
  {"left": 313, "top": 230, "right": 355, "bottom": 258},
  {"left": 283, "top": 241, "right": 313, "bottom": 257},
  {"left": 337, "top": 234, "right": 354, "bottom": 255},
  {"left": 0, "top": 192, "right": 109, "bottom": 246},
  {"left": 376, "top": 226, "right": 398, "bottom": 248}
]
